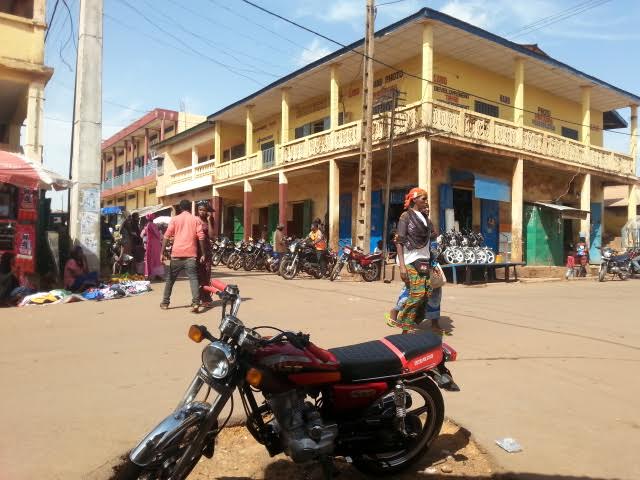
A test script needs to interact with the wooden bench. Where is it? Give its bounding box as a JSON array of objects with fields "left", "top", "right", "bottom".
[{"left": 440, "top": 262, "right": 526, "bottom": 285}]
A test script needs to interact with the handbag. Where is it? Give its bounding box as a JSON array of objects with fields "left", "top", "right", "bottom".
[
  {"left": 411, "top": 259, "right": 430, "bottom": 274},
  {"left": 429, "top": 263, "right": 446, "bottom": 289}
]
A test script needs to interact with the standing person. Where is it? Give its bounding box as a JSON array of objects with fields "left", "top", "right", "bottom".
[
  {"left": 141, "top": 213, "right": 165, "bottom": 281},
  {"left": 160, "top": 199, "right": 206, "bottom": 312},
  {"left": 196, "top": 200, "right": 215, "bottom": 305},
  {"left": 387, "top": 187, "right": 434, "bottom": 333},
  {"left": 308, "top": 221, "right": 327, "bottom": 273},
  {"left": 273, "top": 224, "right": 287, "bottom": 258},
  {"left": 575, "top": 234, "right": 588, "bottom": 277}
]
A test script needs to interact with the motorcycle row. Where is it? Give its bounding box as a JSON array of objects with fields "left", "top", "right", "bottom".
[
  {"left": 598, "top": 246, "right": 640, "bottom": 282},
  {"left": 208, "top": 236, "right": 384, "bottom": 282}
]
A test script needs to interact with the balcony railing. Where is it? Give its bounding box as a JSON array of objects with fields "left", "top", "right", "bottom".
[
  {"left": 102, "top": 160, "right": 156, "bottom": 191},
  {"left": 162, "top": 100, "right": 633, "bottom": 186},
  {"left": 168, "top": 158, "right": 217, "bottom": 185}
]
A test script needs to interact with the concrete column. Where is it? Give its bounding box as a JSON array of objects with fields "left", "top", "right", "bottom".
[
  {"left": 243, "top": 180, "right": 252, "bottom": 240},
  {"left": 160, "top": 117, "right": 166, "bottom": 141},
  {"left": 514, "top": 57, "right": 524, "bottom": 126},
  {"left": 330, "top": 64, "right": 340, "bottom": 128},
  {"left": 191, "top": 145, "right": 199, "bottom": 167},
  {"left": 328, "top": 159, "right": 340, "bottom": 250},
  {"left": 212, "top": 187, "right": 222, "bottom": 237},
  {"left": 245, "top": 105, "right": 254, "bottom": 155},
  {"left": 418, "top": 136, "right": 431, "bottom": 196},
  {"left": 144, "top": 128, "right": 149, "bottom": 165},
  {"left": 112, "top": 147, "right": 117, "bottom": 177},
  {"left": 580, "top": 173, "right": 591, "bottom": 248},
  {"left": 630, "top": 104, "right": 638, "bottom": 163},
  {"left": 281, "top": 88, "right": 291, "bottom": 144},
  {"left": 279, "top": 171, "right": 288, "bottom": 235},
  {"left": 214, "top": 121, "right": 222, "bottom": 165},
  {"left": 33, "top": 0, "right": 46, "bottom": 23},
  {"left": 123, "top": 140, "right": 129, "bottom": 173},
  {"left": 628, "top": 184, "right": 638, "bottom": 222},
  {"left": 581, "top": 86, "right": 591, "bottom": 145},
  {"left": 24, "top": 82, "right": 45, "bottom": 161},
  {"left": 421, "top": 22, "right": 433, "bottom": 125},
  {"left": 511, "top": 157, "right": 524, "bottom": 262}
]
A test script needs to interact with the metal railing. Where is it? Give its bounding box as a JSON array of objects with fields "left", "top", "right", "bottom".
[{"left": 102, "top": 160, "right": 157, "bottom": 191}]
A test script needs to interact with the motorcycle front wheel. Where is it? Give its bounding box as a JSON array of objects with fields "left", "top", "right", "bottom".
[
  {"left": 280, "top": 257, "right": 298, "bottom": 280},
  {"left": 361, "top": 263, "right": 380, "bottom": 282},
  {"left": 244, "top": 255, "right": 257, "bottom": 271},
  {"left": 598, "top": 264, "right": 606, "bottom": 282},
  {"left": 352, "top": 378, "right": 444, "bottom": 476},
  {"left": 221, "top": 250, "right": 232, "bottom": 265},
  {"left": 226, "top": 252, "right": 238, "bottom": 269},
  {"left": 211, "top": 251, "right": 222, "bottom": 266},
  {"left": 113, "top": 418, "right": 205, "bottom": 480},
  {"left": 330, "top": 261, "right": 344, "bottom": 281},
  {"left": 232, "top": 255, "right": 244, "bottom": 271}
]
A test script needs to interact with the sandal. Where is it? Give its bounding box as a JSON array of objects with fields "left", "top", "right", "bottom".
[{"left": 160, "top": 303, "right": 169, "bottom": 310}]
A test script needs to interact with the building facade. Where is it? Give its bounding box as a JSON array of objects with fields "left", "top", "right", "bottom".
[
  {"left": 154, "top": 8, "right": 639, "bottom": 265},
  {"left": 100, "top": 109, "right": 204, "bottom": 212},
  {"left": 0, "top": 0, "right": 52, "bottom": 160}
]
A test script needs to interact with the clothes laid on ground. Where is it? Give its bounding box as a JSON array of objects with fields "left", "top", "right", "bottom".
[
  {"left": 81, "top": 280, "right": 151, "bottom": 301},
  {"left": 18, "top": 289, "right": 85, "bottom": 306}
]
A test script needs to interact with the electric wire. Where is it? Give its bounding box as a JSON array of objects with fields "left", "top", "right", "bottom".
[
  {"left": 45, "top": 0, "right": 61, "bottom": 43},
  {"left": 239, "top": 0, "right": 637, "bottom": 138}
]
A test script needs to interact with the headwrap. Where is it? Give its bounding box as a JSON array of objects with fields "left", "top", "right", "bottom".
[
  {"left": 145, "top": 213, "right": 155, "bottom": 221},
  {"left": 403, "top": 187, "right": 428, "bottom": 209},
  {"left": 196, "top": 200, "right": 212, "bottom": 211}
]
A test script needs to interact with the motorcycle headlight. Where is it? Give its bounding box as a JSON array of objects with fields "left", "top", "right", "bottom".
[
  {"left": 289, "top": 244, "right": 296, "bottom": 253},
  {"left": 202, "top": 341, "right": 235, "bottom": 379}
]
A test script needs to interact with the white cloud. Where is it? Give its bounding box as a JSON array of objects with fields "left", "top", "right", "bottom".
[
  {"left": 295, "top": 38, "right": 333, "bottom": 67},
  {"left": 440, "top": 0, "right": 493, "bottom": 29},
  {"left": 326, "top": 0, "right": 361, "bottom": 23}
]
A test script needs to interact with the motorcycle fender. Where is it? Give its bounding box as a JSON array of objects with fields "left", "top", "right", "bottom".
[{"left": 129, "top": 401, "right": 210, "bottom": 467}]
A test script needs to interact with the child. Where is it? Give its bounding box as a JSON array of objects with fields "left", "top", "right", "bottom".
[{"left": 386, "top": 285, "right": 445, "bottom": 335}]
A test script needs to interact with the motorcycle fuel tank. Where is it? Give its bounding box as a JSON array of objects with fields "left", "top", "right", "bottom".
[{"left": 254, "top": 342, "right": 339, "bottom": 374}]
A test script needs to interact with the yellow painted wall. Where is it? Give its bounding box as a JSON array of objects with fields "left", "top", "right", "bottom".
[
  {"left": 0, "top": 13, "right": 45, "bottom": 65},
  {"left": 146, "top": 187, "right": 157, "bottom": 205},
  {"left": 177, "top": 112, "right": 206, "bottom": 133},
  {"left": 252, "top": 113, "right": 280, "bottom": 149},
  {"left": 219, "top": 122, "right": 245, "bottom": 155}
]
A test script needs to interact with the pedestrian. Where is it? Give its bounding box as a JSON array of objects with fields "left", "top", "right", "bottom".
[
  {"left": 160, "top": 199, "right": 206, "bottom": 312},
  {"left": 387, "top": 187, "right": 434, "bottom": 333},
  {"left": 308, "top": 221, "right": 327, "bottom": 273},
  {"left": 575, "top": 234, "right": 588, "bottom": 277},
  {"left": 141, "top": 213, "right": 165, "bottom": 281},
  {"left": 196, "top": 200, "right": 215, "bottom": 306},
  {"left": 273, "top": 223, "right": 287, "bottom": 259}
]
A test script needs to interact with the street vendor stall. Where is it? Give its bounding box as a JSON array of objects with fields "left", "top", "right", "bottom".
[{"left": 0, "top": 151, "right": 72, "bottom": 279}]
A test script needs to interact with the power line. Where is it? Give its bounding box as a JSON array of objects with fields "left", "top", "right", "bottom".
[
  {"left": 239, "top": 0, "right": 637, "bottom": 137},
  {"left": 45, "top": 0, "right": 61, "bottom": 43}
]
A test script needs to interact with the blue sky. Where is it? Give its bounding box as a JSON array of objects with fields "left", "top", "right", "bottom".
[{"left": 43, "top": 0, "right": 640, "bottom": 209}]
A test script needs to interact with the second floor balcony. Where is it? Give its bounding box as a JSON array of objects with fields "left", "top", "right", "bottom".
[{"left": 101, "top": 160, "right": 157, "bottom": 196}]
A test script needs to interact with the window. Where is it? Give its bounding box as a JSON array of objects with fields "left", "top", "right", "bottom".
[
  {"left": 128, "top": 194, "right": 136, "bottom": 200},
  {"left": 561, "top": 126, "right": 579, "bottom": 141},
  {"left": 165, "top": 125, "right": 175, "bottom": 134},
  {"left": 117, "top": 197, "right": 125, "bottom": 203},
  {"left": 294, "top": 116, "right": 332, "bottom": 139},
  {"left": 0, "top": 0, "right": 34, "bottom": 19},
  {"left": 223, "top": 144, "right": 246, "bottom": 162},
  {"left": 148, "top": 188, "right": 156, "bottom": 195},
  {"left": 474, "top": 101, "right": 499, "bottom": 118},
  {"left": 116, "top": 166, "right": 124, "bottom": 176}
]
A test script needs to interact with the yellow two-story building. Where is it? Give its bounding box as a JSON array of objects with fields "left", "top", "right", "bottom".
[
  {"left": 0, "top": 0, "right": 52, "bottom": 160},
  {"left": 155, "top": 8, "right": 639, "bottom": 266}
]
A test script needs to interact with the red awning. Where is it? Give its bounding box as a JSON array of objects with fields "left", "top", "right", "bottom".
[{"left": 0, "top": 151, "right": 72, "bottom": 191}]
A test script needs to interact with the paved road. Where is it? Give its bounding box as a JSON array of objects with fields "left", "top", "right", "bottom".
[{"left": 1, "top": 272, "right": 638, "bottom": 479}]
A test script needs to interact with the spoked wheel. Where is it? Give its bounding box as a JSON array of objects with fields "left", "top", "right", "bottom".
[
  {"left": 361, "top": 262, "right": 380, "bottom": 282},
  {"left": 113, "top": 419, "right": 205, "bottom": 480},
  {"left": 619, "top": 268, "right": 630, "bottom": 281},
  {"left": 232, "top": 255, "right": 244, "bottom": 271},
  {"left": 330, "top": 261, "right": 344, "bottom": 281},
  {"left": 484, "top": 249, "right": 495, "bottom": 264},
  {"left": 244, "top": 255, "right": 257, "bottom": 271},
  {"left": 598, "top": 265, "right": 606, "bottom": 282},
  {"left": 463, "top": 248, "right": 476, "bottom": 264},
  {"left": 474, "top": 249, "right": 487, "bottom": 264},
  {"left": 280, "top": 257, "right": 298, "bottom": 280},
  {"left": 226, "top": 253, "right": 238, "bottom": 270},
  {"left": 221, "top": 250, "right": 232, "bottom": 266},
  {"left": 353, "top": 378, "right": 444, "bottom": 476}
]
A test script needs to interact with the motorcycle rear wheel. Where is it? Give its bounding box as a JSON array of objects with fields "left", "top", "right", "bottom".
[
  {"left": 221, "top": 250, "right": 232, "bottom": 266},
  {"left": 361, "top": 263, "right": 380, "bottom": 282},
  {"left": 232, "top": 256, "right": 244, "bottom": 271},
  {"left": 352, "top": 378, "right": 444, "bottom": 476},
  {"left": 330, "top": 261, "right": 344, "bottom": 281}
]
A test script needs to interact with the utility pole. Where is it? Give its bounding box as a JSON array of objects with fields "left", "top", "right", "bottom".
[
  {"left": 69, "top": 0, "right": 103, "bottom": 271},
  {"left": 355, "top": 0, "right": 375, "bottom": 252}
]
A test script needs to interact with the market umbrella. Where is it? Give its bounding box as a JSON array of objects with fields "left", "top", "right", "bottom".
[
  {"left": 0, "top": 151, "right": 73, "bottom": 191},
  {"left": 153, "top": 216, "right": 172, "bottom": 225}
]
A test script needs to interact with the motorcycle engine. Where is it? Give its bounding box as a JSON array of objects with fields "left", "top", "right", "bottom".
[{"left": 267, "top": 390, "right": 337, "bottom": 462}]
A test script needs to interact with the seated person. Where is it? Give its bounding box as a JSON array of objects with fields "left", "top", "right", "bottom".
[
  {"left": 64, "top": 246, "right": 99, "bottom": 291},
  {"left": 0, "top": 252, "right": 19, "bottom": 306}
]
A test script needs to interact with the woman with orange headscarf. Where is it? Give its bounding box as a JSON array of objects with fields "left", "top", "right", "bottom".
[{"left": 387, "top": 187, "right": 436, "bottom": 332}]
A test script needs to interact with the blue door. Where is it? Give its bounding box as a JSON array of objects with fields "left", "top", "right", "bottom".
[
  {"left": 370, "top": 190, "right": 383, "bottom": 253},
  {"left": 339, "top": 193, "right": 352, "bottom": 248},
  {"left": 439, "top": 184, "right": 453, "bottom": 233},
  {"left": 481, "top": 199, "right": 499, "bottom": 252},
  {"left": 590, "top": 202, "right": 602, "bottom": 262}
]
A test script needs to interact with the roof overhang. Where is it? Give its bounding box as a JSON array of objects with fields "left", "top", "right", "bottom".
[
  {"left": 206, "top": 8, "right": 640, "bottom": 127},
  {"left": 102, "top": 109, "right": 179, "bottom": 151},
  {"left": 534, "top": 202, "right": 589, "bottom": 220}
]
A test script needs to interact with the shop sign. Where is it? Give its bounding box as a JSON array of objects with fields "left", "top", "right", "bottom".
[
  {"left": 532, "top": 107, "right": 555, "bottom": 131},
  {"left": 432, "top": 74, "right": 469, "bottom": 109},
  {"left": 500, "top": 95, "right": 511, "bottom": 104},
  {"left": 15, "top": 223, "right": 36, "bottom": 273}
]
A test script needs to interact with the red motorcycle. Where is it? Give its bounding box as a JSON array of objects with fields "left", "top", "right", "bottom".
[
  {"left": 116, "top": 280, "right": 459, "bottom": 480},
  {"left": 330, "top": 244, "right": 383, "bottom": 282}
]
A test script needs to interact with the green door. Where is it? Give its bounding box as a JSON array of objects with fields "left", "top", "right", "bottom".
[
  {"left": 524, "top": 205, "right": 563, "bottom": 266},
  {"left": 232, "top": 207, "right": 244, "bottom": 242},
  {"left": 267, "top": 204, "right": 278, "bottom": 243}
]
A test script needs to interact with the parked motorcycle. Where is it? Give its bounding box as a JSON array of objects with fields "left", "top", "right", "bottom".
[
  {"left": 599, "top": 247, "right": 632, "bottom": 281},
  {"left": 329, "top": 244, "right": 383, "bottom": 282},
  {"left": 244, "top": 239, "right": 271, "bottom": 271},
  {"left": 226, "top": 240, "right": 247, "bottom": 271},
  {"left": 279, "top": 238, "right": 332, "bottom": 280},
  {"left": 115, "top": 279, "right": 459, "bottom": 480}
]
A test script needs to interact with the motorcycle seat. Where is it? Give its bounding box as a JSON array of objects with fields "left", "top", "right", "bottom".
[
  {"left": 611, "top": 254, "right": 629, "bottom": 261},
  {"left": 329, "top": 332, "right": 442, "bottom": 381}
]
